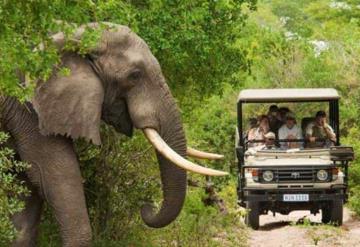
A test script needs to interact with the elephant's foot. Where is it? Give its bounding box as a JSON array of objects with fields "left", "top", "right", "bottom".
[
  {"left": 62, "top": 224, "right": 92, "bottom": 247},
  {"left": 11, "top": 229, "right": 38, "bottom": 247},
  {"left": 11, "top": 177, "right": 43, "bottom": 247}
]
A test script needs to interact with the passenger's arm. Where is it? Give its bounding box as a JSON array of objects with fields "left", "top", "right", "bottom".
[
  {"left": 297, "top": 127, "right": 304, "bottom": 148},
  {"left": 277, "top": 128, "right": 284, "bottom": 140},
  {"left": 324, "top": 125, "right": 336, "bottom": 142},
  {"left": 248, "top": 128, "right": 255, "bottom": 141},
  {"left": 305, "top": 124, "right": 316, "bottom": 142},
  {"left": 297, "top": 127, "right": 302, "bottom": 139}
]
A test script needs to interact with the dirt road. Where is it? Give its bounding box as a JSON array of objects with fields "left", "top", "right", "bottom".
[{"left": 248, "top": 208, "right": 360, "bottom": 247}]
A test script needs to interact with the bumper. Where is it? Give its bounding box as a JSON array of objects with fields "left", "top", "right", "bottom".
[
  {"left": 244, "top": 191, "right": 345, "bottom": 203},
  {"left": 242, "top": 189, "right": 345, "bottom": 202}
]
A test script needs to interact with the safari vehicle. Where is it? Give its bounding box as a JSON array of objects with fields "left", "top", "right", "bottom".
[{"left": 235, "top": 88, "right": 354, "bottom": 229}]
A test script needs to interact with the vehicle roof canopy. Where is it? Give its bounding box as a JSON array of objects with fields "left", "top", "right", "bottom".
[{"left": 238, "top": 88, "right": 340, "bottom": 103}]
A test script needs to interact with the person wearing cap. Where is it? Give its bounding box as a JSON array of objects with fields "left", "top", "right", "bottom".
[
  {"left": 250, "top": 131, "right": 277, "bottom": 151},
  {"left": 278, "top": 112, "right": 302, "bottom": 149},
  {"left": 306, "top": 110, "right": 336, "bottom": 148},
  {"left": 263, "top": 132, "right": 276, "bottom": 149}
]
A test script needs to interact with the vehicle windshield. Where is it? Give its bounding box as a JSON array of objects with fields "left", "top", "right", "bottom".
[{"left": 241, "top": 102, "right": 337, "bottom": 152}]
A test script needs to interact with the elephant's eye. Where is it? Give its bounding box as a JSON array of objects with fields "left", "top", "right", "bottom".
[{"left": 128, "top": 70, "right": 142, "bottom": 81}]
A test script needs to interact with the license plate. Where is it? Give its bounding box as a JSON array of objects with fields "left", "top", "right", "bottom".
[{"left": 283, "top": 194, "right": 309, "bottom": 202}]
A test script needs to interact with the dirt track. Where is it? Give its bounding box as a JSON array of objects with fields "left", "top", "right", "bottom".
[{"left": 248, "top": 207, "right": 360, "bottom": 247}]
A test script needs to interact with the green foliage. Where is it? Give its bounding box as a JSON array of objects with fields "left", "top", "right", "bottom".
[
  {"left": 137, "top": 181, "right": 248, "bottom": 247},
  {"left": 186, "top": 84, "right": 239, "bottom": 175},
  {"left": 0, "top": 132, "right": 29, "bottom": 245},
  {"left": 271, "top": 0, "right": 314, "bottom": 37},
  {"left": 89, "top": 180, "right": 247, "bottom": 247},
  {"left": 77, "top": 126, "right": 160, "bottom": 242},
  {"left": 1, "top": 0, "right": 360, "bottom": 245},
  {"left": 0, "top": 1, "right": 86, "bottom": 101},
  {"left": 132, "top": 0, "right": 256, "bottom": 100},
  {"left": 344, "top": 127, "right": 360, "bottom": 215},
  {"left": 0, "top": 0, "right": 256, "bottom": 102}
]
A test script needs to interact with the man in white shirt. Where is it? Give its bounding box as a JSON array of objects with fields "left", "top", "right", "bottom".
[{"left": 278, "top": 112, "right": 302, "bottom": 149}]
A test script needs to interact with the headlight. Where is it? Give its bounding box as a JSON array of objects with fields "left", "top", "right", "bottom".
[
  {"left": 317, "top": 169, "right": 328, "bottom": 181},
  {"left": 262, "top": 170, "right": 274, "bottom": 182}
]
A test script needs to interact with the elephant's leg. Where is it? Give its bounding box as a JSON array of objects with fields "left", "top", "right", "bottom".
[
  {"left": 3, "top": 101, "right": 92, "bottom": 247},
  {"left": 22, "top": 139, "right": 92, "bottom": 247},
  {"left": 11, "top": 175, "right": 43, "bottom": 247}
]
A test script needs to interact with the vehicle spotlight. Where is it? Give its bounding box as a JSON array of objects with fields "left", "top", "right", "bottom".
[
  {"left": 262, "top": 170, "right": 274, "bottom": 182},
  {"left": 317, "top": 169, "right": 328, "bottom": 181}
]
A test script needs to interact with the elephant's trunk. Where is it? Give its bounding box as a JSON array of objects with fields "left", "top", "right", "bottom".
[{"left": 140, "top": 93, "right": 187, "bottom": 228}]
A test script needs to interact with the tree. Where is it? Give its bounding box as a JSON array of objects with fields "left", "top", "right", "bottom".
[
  {"left": 0, "top": 0, "right": 256, "bottom": 101},
  {"left": 0, "top": 132, "right": 29, "bottom": 245}
]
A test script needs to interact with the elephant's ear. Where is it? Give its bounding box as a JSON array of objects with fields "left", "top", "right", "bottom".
[{"left": 32, "top": 54, "right": 104, "bottom": 145}]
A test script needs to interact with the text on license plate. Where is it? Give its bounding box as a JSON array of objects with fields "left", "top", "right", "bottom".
[{"left": 283, "top": 194, "right": 309, "bottom": 202}]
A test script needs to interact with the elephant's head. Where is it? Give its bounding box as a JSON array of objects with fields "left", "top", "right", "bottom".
[{"left": 31, "top": 23, "right": 226, "bottom": 228}]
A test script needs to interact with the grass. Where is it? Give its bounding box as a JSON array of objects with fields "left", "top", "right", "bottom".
[{"left": 292, "top": 217, "right": 345, "bottom": 246}]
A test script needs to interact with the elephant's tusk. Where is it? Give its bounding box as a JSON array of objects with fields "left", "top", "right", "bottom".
[
  {"left": 143, "top": 128, "right": 228, "bottom": 176},
  {"left": 187, "top": 147, "right": 224, "bottom": 160}
]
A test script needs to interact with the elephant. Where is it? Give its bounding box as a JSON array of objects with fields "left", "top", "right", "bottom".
[{"left": 0, "top": 22, "right": 227, "bottom": 247}]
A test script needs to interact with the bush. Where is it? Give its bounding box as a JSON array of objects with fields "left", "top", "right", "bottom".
[
  {"left": 0, "top": 0, "right": 256, "bottom": 102},
  {"left": 343, "top": 127, "right": 360, "bottom": 215},
  {"left": 0, "top": 132, "right": 29, "bottom": 245},
  {"left": 185, "top": 84, "right": 239, "bottom": 175},
  {"left": 102, "top": 180, "right": 248, "bottom": 247}
]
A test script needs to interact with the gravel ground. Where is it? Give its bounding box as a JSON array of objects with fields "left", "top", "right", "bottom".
[{"left": 248, "top": 207, "right": 360, "bottom": 247}]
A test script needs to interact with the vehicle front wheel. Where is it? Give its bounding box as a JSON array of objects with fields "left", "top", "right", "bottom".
[
  {"left": 245, "top": 201, "right": 260, "bottom": 230},
  {"left": 330, "top": 199, "right": 343, "bottom": 226},
  {"left": 321, "top": 205, "right": 331, "bottom": 224},
  {"left": 322, "top": 198, "right": 343, "bottom": 226}
]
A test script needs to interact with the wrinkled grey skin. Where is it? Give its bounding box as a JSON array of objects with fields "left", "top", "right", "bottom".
[{"left": 0, "top": 23, "right": 187, "bottom": 247}]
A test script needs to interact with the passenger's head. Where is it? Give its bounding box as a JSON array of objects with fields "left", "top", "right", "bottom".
[
  {"left": 258, "top": 115, "right": 270, "bottom": 131},
  {"left": 264, "top": 132, "right": 276, "bottom": 147},
  {"left": 315, "top": 110, "right": 327, "bottom": 126},
  {"left": 285, "top": 112, "right": 296, "bottom": 128},
  {"left": 249, "top": 118, "right": 258, "bottom": 129},
  {"left": 279, "top": 107, "right": 290, "bottom": 122},
  {"left": 268, "top": 105, "right": 279, "bottom": 117}
]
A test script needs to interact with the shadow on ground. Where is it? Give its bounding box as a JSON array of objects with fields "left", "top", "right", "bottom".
[{"left": 259, "top": 216, "right": 322, "bottom": 231}]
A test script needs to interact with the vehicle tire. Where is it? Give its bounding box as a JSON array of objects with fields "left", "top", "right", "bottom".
[
  {"left": 330, "top": 199, "right": 343, "bottom": 226},
  {"left": 245, "top": 201, "right": 260, "bottom": 230},
  {"left": 321, "top": 206, "right": 331, "bottom": 224}
]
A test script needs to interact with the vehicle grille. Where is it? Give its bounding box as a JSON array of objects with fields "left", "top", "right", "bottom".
[{"left": 260, "top": 167, "right": 331, "bottom": 183}]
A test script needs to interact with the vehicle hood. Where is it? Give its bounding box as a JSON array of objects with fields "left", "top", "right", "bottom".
[{"left": 245, "top": 149, "right": 333, "bottom": 167}]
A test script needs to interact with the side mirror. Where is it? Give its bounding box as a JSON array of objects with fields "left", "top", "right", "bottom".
[{"left": 236, "top": 146, "right": 244, "bottom": 162}]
